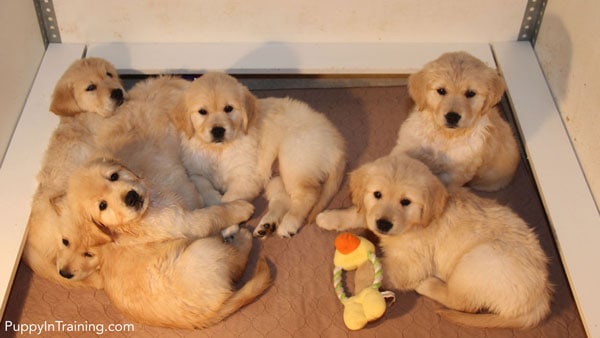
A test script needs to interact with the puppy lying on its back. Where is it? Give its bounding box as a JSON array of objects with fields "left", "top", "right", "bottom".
[
  {"left": 58, "top": 158, "right": 269, "bottom": 329},
  {"left": 317, "top": 155, "right": 552, "bottom": 329},
  {"left": 392, "top": 51, "right": 519, "bottom": 191},
  {"left": 23, "top": 57, "right": 126, "bottom": 288}
]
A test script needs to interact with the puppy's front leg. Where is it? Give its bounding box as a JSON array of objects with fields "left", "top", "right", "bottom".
[
  {"left": 190, "top": 174, "right": 223, "bottom": 206},
  {"left": 221, "top": 178, "right": 264, "bottom": 203},
  {"left": 184, "top": 200, "right": 255, "bottom": 238},
  {"left": 316, "top": 206, "right": 365, "bottom": 231}
]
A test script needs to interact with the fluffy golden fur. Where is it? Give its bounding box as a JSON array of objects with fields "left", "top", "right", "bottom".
[
  {"left": 317, "top": 155, "right": 552, "bottom": 329},
  {"left": 171, "top": 72, "right": 346, "bottom": 238},
  {"left": 23, "top": 57, "right": 126, "bottom": 288},
  {"left": 60, "top": 158, "right": 270, "bottom": 329},
  {"left": 392, "top": 51, "right": 519, "bottom": 191},
  {"left": 51, "top": 75, "right": 207, "bottom": 283}
]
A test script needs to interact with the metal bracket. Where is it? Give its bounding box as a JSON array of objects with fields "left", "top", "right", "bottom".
[
  {"left": 33, "top": 0, "right": 61, "bottom": 46},
  {"left": 518, "top": 0, "right": 547, "bottom": 45}
]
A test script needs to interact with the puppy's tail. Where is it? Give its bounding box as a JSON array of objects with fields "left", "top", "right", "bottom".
[
  {"left": 307, "top": 155, "right": 346, "bottom": 223},
  {"left": 437, "top": 305, "right": 549, "bottom": 329},
  {"left": 214, "top": 258, "right": 272, "bottom": 322}
]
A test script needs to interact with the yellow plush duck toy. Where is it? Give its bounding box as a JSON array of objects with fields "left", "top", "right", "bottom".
[{"left": 333, "top": 232, "right": 395, "bottom": 330}]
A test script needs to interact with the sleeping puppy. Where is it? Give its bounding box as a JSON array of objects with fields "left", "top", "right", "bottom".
[
  {"left": 392, "top": 51, "right": 519, "bottom": 191},
  {"left": 58, "top": 158, "right": 270, "bottom": 329},
  {"left": 23, "top": 57, "right": 126, "bottom": 288},
  {"left": 317, "top": 155, "right": 552, "bottom": 329},
  {"left": 171, "top": 72, "right": 346, "bottom": 238}
]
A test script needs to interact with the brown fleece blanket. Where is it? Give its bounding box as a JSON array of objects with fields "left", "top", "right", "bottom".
[{"left": 3, "top": 84, "right": 585, "bottom": 337}]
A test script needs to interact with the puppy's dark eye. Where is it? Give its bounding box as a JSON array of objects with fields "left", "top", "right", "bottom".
[
  {"left": 109, "top": 172, "right": 119, "bottom": 181},
  {"left": 84, "top": 252, "right": 94, "bottom": 258},
  {"left": 465, "top": 90, "right": 476, "bottom": 98},
  {"left": 62, "top": 238, "right": 70, "bottom": 247},
  {"left": 224, "top": 105, "right": 233, "bottom": 113},
  {"left": 99, "top": 200, "right": 107, "bottom": 211},
  {"left": 374, "top": 191, "right": 382, "bottom": 199},
  {"left": 106, "top": 72, "right": 114, "bottom": 78},
  {"left": 198, "top": 109, "right": 208, "bottom": 115},
  {"left": 436, "top": 88, "right": 447, "bottom": 96},
  {"left": 400, "top": 198, "right": 411, "bottom": 206},
  {"left": 86, "top": 84, "right": 97, "bottom": 92}
]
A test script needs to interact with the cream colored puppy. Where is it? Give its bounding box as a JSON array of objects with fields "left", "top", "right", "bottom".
[
  {"left": 171, "top": 72, "right": 346, "bottom": 238},
  {"left": 392, "top": 51, "right": 519, "bottom": 191},
  {"left": 23, "top": 57, "right": 126, "bottom": 288},
  {"left": 317, "top": 155, "right": 552, "bottom": 329},
  {"left": 94, "top": 75, "right": 201, "bottom": 212},
  {"left": 59, "top": 158, "right": 269, "bottom": 329}
]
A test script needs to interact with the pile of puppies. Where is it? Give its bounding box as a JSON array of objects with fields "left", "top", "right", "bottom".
[{"left": 22, "top": 51, "right": 552, "bottom": 330}]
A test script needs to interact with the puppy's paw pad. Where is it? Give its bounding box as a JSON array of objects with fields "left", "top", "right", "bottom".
[
  {"left": 278, "top": 230, "right": 297, "bottom": 239},
  {"left": 253, "top": 223, "right": 276, "bottom": 238}
]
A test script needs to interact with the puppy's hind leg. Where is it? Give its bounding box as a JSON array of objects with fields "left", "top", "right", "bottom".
[
  {"left": 276, "top": 177, "right": 321, "bottom": 238},
  {"left": 416, "top": 276, "right": 478, "bottom": 314},
  {"left": 254, "top": 177, "right": 290, "bottom": 238}
]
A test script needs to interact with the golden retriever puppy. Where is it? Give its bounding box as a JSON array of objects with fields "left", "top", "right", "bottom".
[
  {"left": 23, "top": 57, "right": 126, "bottom": 288},
  {"left": 59, "top": 158, "right": 270, "bottom": 329},
  {"left": 64, "top": 158, "right": 253, "bottom": 242},
  {"left": 317, "top": 155, "right": 552, "bottom": 329},
  {"left": 392, "top": 51, "right": 519, "bottom": 191},
  {"left": 50, "top": 75, "right": 210, "bottom": 285},
  {"left": 94, "top": 75, "right": 202, "bottom": 212},
  {"left": 171, "top": 72, "right": 346, "bottom": 238}
]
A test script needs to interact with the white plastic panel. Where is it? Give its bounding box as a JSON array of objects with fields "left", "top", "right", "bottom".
[
  {"left": 0, "top": 44, "right": 86, "bottom": 312},
  {"left": 493, "top": 41, "right": 600, "bottom": 337},
  {"left": 87, "top": 42, "right": 495, "bottom": 74},
  {"left": 53, "top": 0, "right": 526, "bottom": 43}
]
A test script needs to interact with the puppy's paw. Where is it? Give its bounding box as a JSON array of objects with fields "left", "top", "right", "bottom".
[
  {"left": 315, "top": 211, "right": 339, "bottom": 231},
  {"left": 222, "top": 224, "right": 240, "bottom": 243},
  {"left": 227, "top": 200, "right": 255, "bottom": 222},
  {"left": 276, "top": 215, "right": 302, "bottom": 238},
  {"left": 253, "top": 222, "right": 276, "bottom": 238}
]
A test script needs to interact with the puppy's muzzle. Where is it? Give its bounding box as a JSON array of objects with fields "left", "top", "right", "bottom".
[
  {"left": 111, "top": 88, "right": 125, "bottom": 106},
  {"left": 124, "top": 190, "right": 144, "bottom": 210},
  {"left": 211, "top": 126, "right": 226, "bottom": 143},
  {"left": 59, "top": 269, "right": 74, "bottom": 279},
  {"left": 444, "top": 112, "right": 461, "bottom": 128},
  {"left": 376, "top": 218, "right": 393, "bottom": 233}
]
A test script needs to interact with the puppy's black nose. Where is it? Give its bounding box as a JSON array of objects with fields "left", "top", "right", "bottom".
[
  {"left": 376, "top": 218, "right": 393, "bottom": 233},
  {"left": 111, "top": 88, "right": 124, "bottom": 105},
  {"left": 59, "top": 269, "right": 74, "bottom": 279},
  {"left": 211, "top": 126, "right": 226, "bottom": 142},
  {"left": 125, "top": 190, "right": 142, "bottom": 209},
  {"left": 445, "top": 112, "right": 461, "bottom": 127}
]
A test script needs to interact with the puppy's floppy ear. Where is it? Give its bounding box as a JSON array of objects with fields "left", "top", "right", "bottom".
[
  {"left": 49, "top": 80, "right": 80, "bottom": 116},
  {"left": 349, "top": 164, "right": 370, "bottom": 212},
  {"left": 407, "top": 69, "right": 429, "bottom": 111},
  {"left": 170, "top": 97, "right": 194, "bottom": 139},
  {"left": 483, "top": 69, "right": 506, "bottom": 112},
  {"left": 241, "top": 85, "right": 258, "bottom": 134},
  {"left": 49, "top": 192, "right": 66, "bottom": 216},
  {"left": 419, "top": 175, "right": 448, "bottom": 226}
]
